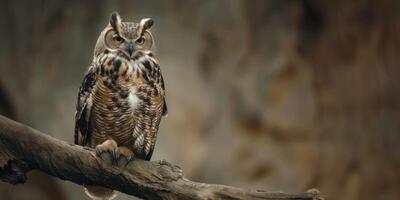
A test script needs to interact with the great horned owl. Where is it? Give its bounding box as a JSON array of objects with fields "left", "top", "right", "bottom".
[{"left": 74, "top": 12, "right": 167, "bottom": 200}]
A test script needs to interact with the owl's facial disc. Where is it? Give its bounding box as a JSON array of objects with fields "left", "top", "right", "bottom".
[
  {"left": 104, "top": 29, "right": 153, "bottom": 58},
  {"left": 120, "top": 33, "right": 152, "bottom": 57},
  {"left": 102, "top": 13, "right": 155, "bottom": 58}
]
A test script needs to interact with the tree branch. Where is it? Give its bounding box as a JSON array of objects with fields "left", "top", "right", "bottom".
[{"left": 0, "top": 115, "right": 323, "bottom": 200}]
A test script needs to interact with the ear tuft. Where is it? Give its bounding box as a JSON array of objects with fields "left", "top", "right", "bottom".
[
  {"left": 140, "top": 18, "right": 154, "bottom": 31},
  {"left": 109, "top": 12, "right": 122, "bottom": 32}
]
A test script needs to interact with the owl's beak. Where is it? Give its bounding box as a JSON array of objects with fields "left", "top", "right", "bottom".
[
  {"left": 128, "top": 42, "right": 135, "bottom": 56},
  {"left": 122, "top": 42, "right": 136, "bottom": 57}
]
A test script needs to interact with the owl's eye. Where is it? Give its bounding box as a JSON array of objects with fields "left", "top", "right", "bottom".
[
  {"left": 113, "top": 35, "right": 123, "bottom": 43},
  {"left": 136, "top": 37, "right": 145, "bottom": 45}
]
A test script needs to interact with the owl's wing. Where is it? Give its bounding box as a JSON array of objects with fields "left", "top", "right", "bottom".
[
  {"left": 160, "top": 73, "right": 168, "bottom": 117},
  {"left": 74, "top": 65, "right": 97, "bottom": 146},
  {"left": 139, "top": 63, "right": 167, "bottom": 160}
]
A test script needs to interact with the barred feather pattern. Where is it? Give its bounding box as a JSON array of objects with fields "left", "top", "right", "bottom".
[{"left": 74, "top": 50, "right": 167, "bottom": 160}]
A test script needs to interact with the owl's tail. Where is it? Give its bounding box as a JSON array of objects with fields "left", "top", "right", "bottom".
[{"left": 84, "top": 185, "right": 117, "bottom": 200}]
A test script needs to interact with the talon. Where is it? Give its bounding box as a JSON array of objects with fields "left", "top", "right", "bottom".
[
  {"left": 111, "top": 148, "right": 120, "bottom": 164},
  {"left": 95, "top": 146, "right": 103, "bottom": 156},
  {"left": 94, "top": 139, "right": 119, "bottom": 165},
  {"left": 116, "top": 146, "right": 135, "bottom": 167},
  {"left": 126, "top": 154, "right": 135, "bottom": 162}
]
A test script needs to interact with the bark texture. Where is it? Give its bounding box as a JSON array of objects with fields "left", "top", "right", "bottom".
[{"left": 0, "top": 115, "right": 322, "bottom": 200}]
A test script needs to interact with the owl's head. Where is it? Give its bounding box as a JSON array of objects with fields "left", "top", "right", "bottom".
[{"left": 94, "top": 12, "right": 154, "bottom": 58}]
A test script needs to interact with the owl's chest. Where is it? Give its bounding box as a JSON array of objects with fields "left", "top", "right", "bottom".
[
  {"left": 94, "top": 58, "right": 143, "bottom": 111},
  {"left": 91, "top": 55, "right": 161, "bottom": 127},
  {"left": 89, "top": 79, "right": 140, "bottom": 145},
  {"left": 92, "top": 77, "right": 140, "bottom": 119}
]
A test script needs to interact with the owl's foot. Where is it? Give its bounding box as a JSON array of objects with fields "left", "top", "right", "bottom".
[
  {"left": 95, "top": 139, "right": 120, "bottom": 165},
  {"left": 116, "top": 146, "right": 135, "bottom": 167}
]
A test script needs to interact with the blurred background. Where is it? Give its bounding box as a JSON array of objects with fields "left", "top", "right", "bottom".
[{"left": 0, "top": 0, "right": 399, "bottom": 199}]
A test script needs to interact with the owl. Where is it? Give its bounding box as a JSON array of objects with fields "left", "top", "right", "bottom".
[{"left": 74, "top": 12, "right": 167, "bottom": 200}]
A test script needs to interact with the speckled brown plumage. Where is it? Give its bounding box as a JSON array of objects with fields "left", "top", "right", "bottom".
[
  {"left": 74, "top": 12, "right": 167, "bottom": 200},
  {"left": 75, "top": 48, "right": 167, "bottom": 160}
]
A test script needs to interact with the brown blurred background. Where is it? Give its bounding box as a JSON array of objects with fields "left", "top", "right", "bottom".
[{"left": 0, "top": 0, "right": 399, "bottom": 199}]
